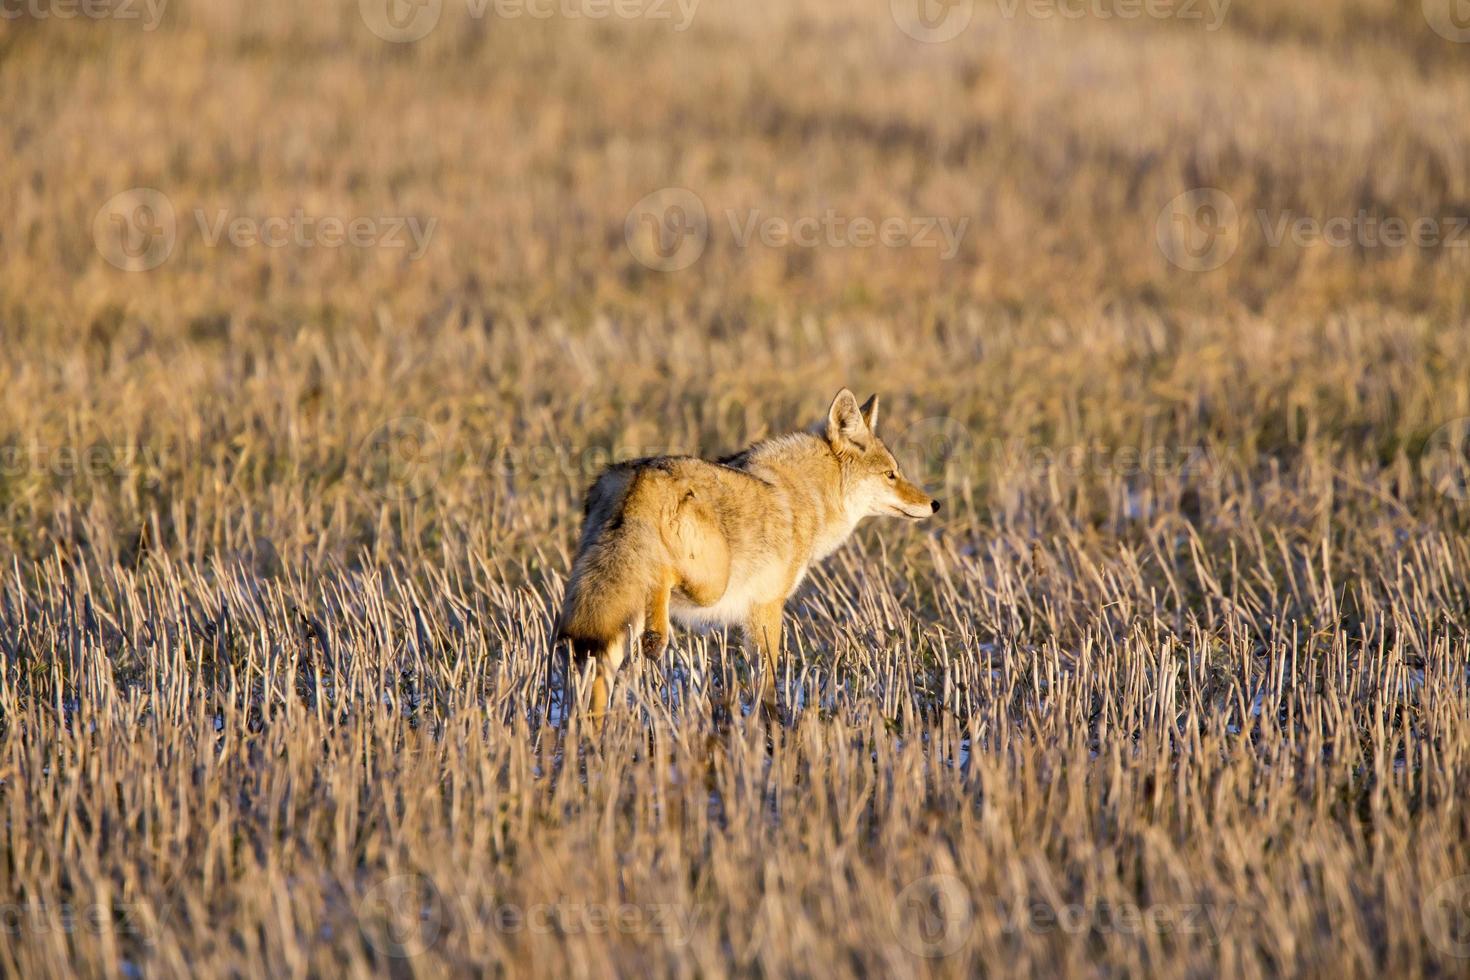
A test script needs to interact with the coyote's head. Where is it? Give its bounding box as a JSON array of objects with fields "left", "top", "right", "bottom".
[{"left": 823, "top": 389, "right": 941, "bottom": 520}]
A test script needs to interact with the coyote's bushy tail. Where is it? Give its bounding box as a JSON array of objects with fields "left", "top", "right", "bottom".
[{"left": 556, "top": 469, "right": 664, "bottom": 662}]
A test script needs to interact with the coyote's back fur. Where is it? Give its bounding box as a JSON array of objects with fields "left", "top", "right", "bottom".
[{"left": 556, "top": 389, "right": 939, "bottom": 722}]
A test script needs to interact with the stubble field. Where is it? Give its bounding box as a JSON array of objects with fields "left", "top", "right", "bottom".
[{"left": 2, "top": 0, "right": 1470, "bottom": 975}]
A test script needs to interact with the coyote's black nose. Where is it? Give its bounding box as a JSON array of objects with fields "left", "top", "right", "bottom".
[{"left": 931, "top": 500, "right": 941, "bottom": 513}]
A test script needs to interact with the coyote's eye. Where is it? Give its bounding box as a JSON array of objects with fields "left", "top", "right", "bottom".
[{"left": 886, "top": 470, "right": 897, "bottom": 481}]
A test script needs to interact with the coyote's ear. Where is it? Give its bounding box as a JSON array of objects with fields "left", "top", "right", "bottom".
[
  {"left": 859, "top": 394, "right": 879, "bottom": 434},
  {"left": 826, "top": 388, "right": 870, "bottom": 450}
]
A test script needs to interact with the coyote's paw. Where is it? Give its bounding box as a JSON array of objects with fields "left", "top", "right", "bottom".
[{"left": 640, "top": 630, "right": 669, "bottom": 659}]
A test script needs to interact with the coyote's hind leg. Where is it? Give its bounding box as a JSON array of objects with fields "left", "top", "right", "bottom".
[
  {"left": 667, "top": 490, "right": 730, "bottom": 608},
  {"left": 586, "top": 627, "right": 633, "bottom": 735},
  {"left": 641, "top": 567, "right": 675, "bottom": 659},
  {"left": 586, "top": 656, "right": 612, "bottom": 736}
]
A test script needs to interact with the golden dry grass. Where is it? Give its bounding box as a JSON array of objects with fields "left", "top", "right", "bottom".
[{"left": 2, "top": 0, "right": 1470, "bottom": 976}]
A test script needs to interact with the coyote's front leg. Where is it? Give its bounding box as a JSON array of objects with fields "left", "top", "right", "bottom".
[{"left": 744, "top": 600, "right": 785, "bottom": 718}]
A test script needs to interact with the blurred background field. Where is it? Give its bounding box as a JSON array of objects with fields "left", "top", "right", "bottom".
[{"left": 2, "top": 0, "right": 1470, "bottom": 976}]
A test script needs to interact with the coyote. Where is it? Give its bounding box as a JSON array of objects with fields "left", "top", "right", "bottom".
[{"left": 556, "top": 389, "right": 940, "bottom": 723}]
